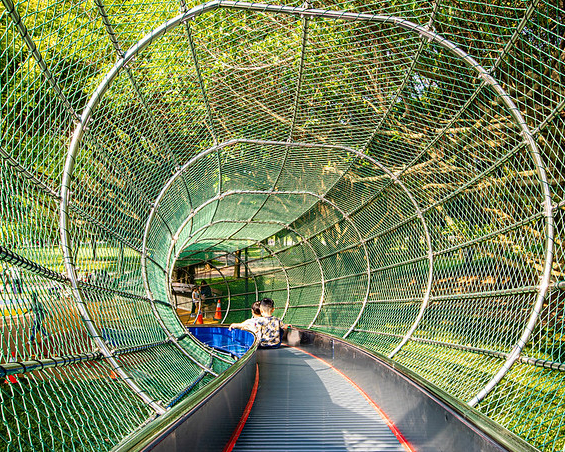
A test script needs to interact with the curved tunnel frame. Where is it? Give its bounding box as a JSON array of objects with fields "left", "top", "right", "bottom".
[
  {"left": 155, "top": 139, "right": 434, "bottom": 340},
  {"left": 60, "top": 0, "right": 554, "bottom": 415}
]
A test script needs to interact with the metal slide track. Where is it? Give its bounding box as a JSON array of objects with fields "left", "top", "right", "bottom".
[{"left": 232, "top": 347, "right": 408, "bottom": 452}]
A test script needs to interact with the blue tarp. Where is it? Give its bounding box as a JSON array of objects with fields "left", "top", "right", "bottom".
[{"left": 188, "top": 326, "right": 255, "bottom": 358}]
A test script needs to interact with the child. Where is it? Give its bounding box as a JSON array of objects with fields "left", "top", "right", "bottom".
[
  {"left": 229, "top": 301, "right": 262, "bottom": 334},
  {"left": 255, "top": 298, "right": 289, "bottom": 349},
  {"left": 191, "top": 285, "right": 201, "bottom": 317}
]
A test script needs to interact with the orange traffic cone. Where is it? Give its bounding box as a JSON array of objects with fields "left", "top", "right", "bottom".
[
  {"left": 214, "top": 299, "right": 222, "bottom": 320},
  {"left": 195, "top": 306, "right": 204, "bottom": 325},
  {"left": 5, "top": 352, "right": 17, "bottom": 384}
]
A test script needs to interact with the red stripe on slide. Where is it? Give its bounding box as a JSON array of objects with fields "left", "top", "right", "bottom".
[
  {"left": 223, "top": 364, "right": 260, "bottom": 452},
  {"left": 292, "top": 347, "right": 416, "bottom": 452}
]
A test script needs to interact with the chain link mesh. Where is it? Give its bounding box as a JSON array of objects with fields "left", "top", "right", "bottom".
[{"left": 1, "top": 0, "right": 565, "bottom": 449}]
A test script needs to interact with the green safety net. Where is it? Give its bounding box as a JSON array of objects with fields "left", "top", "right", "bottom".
[{"left": 1, "top": 0, "right": 564, "bottom": 449}]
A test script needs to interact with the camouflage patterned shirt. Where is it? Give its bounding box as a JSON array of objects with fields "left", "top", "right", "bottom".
[{"left": 255, "top": 316, "right": 282, "bottom": 347}]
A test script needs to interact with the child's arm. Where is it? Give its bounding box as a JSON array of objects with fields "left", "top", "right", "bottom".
[{"left": 229, "top": 322, "right": 246, "bottom": 330}]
